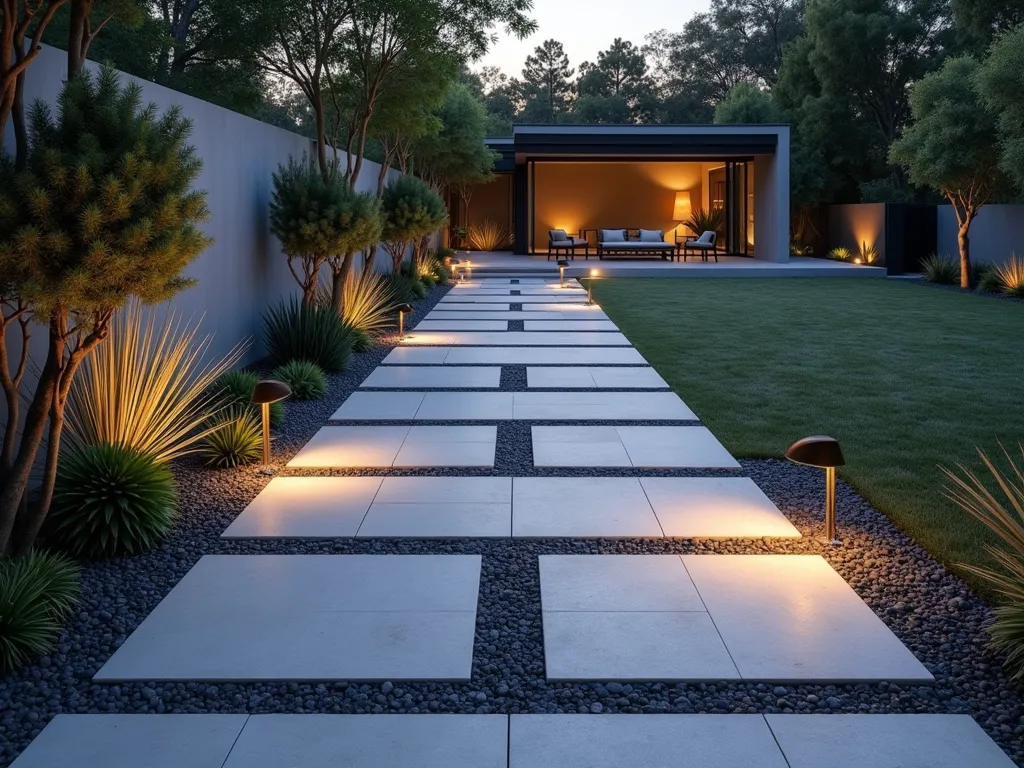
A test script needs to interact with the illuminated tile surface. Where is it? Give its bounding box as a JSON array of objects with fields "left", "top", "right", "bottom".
[
  {"left": 443, "top": 347, "right": 647, "bottom": 365},
  {"left": 533, "top": 426, "right": 731, "bottom": 468},
  {"left": 523, "top": 320, "right": 619, "bottom": 331},
  {"left": 401, "top": 331, "right": 631, "bottom": 346},
  {"left": 288, "top": 426, "right": 496, "bottom": 468},
  {"left": 513, "top": 478, "right": 662, "bottom": 538},
  {"left": 526, "top": 366, "right": 668, "bottom": 389},
  {"left": 360, "top": 366, "right": 501, "bottom": 389},
  {"left": 94, "top": 555, "right": 481, "bottom": 681}
]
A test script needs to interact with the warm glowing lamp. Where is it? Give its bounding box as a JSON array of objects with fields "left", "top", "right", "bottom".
[
  {"left": 785, "top": 435, "right": 845, "bottom": 543},
  {"left": 557, "top": 259, "right": 569, "bottom": 287},
  {"left": 251, "top": 380, "right": 292, "bottom": 467},
  {"left": 464, "top": 259, "right": 472, "bottom": 281},
  {"left": 673, "top": 190, "right": 692, "bottom": 221},
  {"left": 396, "top": 303, "right": 414, "bottom": 340},
  {"left": 587, "top": 268, "right": 600, "bottom": 305}
]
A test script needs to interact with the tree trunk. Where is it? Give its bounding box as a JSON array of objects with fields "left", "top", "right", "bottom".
[
  {"left": 67, "top": 0, "right": 91, "bottom": 76},
  {"left": 364, "top": 244, "right": 378, "bottom": 274},
  {"left": 313, "top": 95, "right": 329, "bottom": 179},
  {"left": 301, "top": 278, "right": 318, "bottom": 308},
  {"left": 350, "top": 111, "right": 372, "bottom": 188},
  {"left": 957, "top": 222, "right": 972, "bottom": 290},
  {"left": 331, "top": 251, "right": 357, "bottom": 313},
  {"left": 12, "top": 68, "right": 28, "bottom": 168}
]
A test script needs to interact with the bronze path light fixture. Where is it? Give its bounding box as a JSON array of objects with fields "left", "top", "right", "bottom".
[
  {"left": 557, "top": 259, "right": 569, "bottom": 287},
  {"left": 587, "top": 268, "right": 600, "bottom": 305},
  {"left": 785, "top": 435, "right": 845, "bottom": 543},
  {"left": 251, "top": 380, "right": 292, "bottom": 467},
  {"left": 396, "top": 303, "right": 414, "bottom": 340}
]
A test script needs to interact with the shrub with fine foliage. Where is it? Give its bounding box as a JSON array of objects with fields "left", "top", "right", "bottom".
[
  {"left": 0, "top": 551, "right": 80, "bottom": 674},
  {"left": 921, "top": 253, "right": 960, "bottom": 284},
  {"left": 49, "top": 443, "right": 178, "bottom": 558},
  {"left": 211, "top": 369, "right": 284, "bottom": 427},
  {"left": 272, "top": 360, "right": 327, "bottom": 401},
  {"left": 263, "top": 298, "right": 353, "bottom": 373}
]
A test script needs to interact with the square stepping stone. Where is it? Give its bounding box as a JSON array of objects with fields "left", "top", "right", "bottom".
[
  {"left": 9, "top": 714, "right": 248, "bottom": 768},
  {"left": 539, "top": 555, "right": 704, "bottom": 611},
  {"left": 403, "top": 331, "right": 631, "bottom": 346},
  {"left": 640, "top": 477, "right": 801, "bottom": 539},
  {"left": 360, "top": 366, "right": 501, "bottom": 389},
  {"left": 526, "top": 367, "right": 667, "bottom": 389},
  {"left": 221, "top": 477, "right": 383, "bottom": 539},
  {"left": 418, "top": 392, "right": 514, "bottom": 420},
  {"left": 358, "top": 477, "right": 511, "bottom": 538},
  {"left": 681, "top": 555, "right": 934, "bottom": 682},
  {"left": 542, "top": 610, "right": 738, "bottom": 681},
  {"left": 94, "top": 555, "right": 481, "bottom": 682},
  {"left": 532, "top": 426, "right": 633, "bottom": 467},
  {"left": 765, "top": 714, "right": 1017, "bottom": 768},
  {"left": 618, "top": 426, "right": 740, "bottom": 468},
  {"left": 512, "top": 477, "right": 662, "bottom": 537},
  {"left": 414, "top": 320, "right": 509, "bottom": 331},
  {"left": 331, "top": 391, "right": 425, "bottom": 420},
  {"left": 382, "top": 347, "right": 451, "bottom": 364},
  {"left": 444, "top": 347, "right": 647, "bottom": 365},
  {"left": 514, "top": 392, "right": 695, "bottom": 421},
  {"left": 224, "top": 715, "right": 508, "bottom": 768},
  {"left": 288, "top": 426, "right": 410, "bottom": 468},
  {"left": 524, "top": 320, "right": 619, "bottom": 331},
  {"left": 509, "top": 715, "right": 788, "bottom": 768},
  {"left": 393, "top": 425, "right": 497, "bottom": 467}
]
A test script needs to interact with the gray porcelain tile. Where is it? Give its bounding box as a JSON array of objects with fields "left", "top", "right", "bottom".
[
  {"left": 618, "top": 426, "right": 740, "bottom": 468},
  {"left": 513, "top": 392, "right": 696, "bottom": 420},
  {"left": 287, "top": 426, "right": 410, "bottom": 468},
  {"left": 414, "top": 320, "right": 509, "bottom": 331},
  {"left": 512, "top": 477, "right": 662, "bottom": 538},
  {"left": 524, "top": 320, "right": 619, "bottom": 331},
  {"left": 381, "top": 346, "right": 451, "bottom": 364},
  {"left": 331, "top": 391, "right": 425, "bottom": 420},
  {"left": 443, "top": 347, "right": 647, "bottom": 365},
  {"left": 360, "top": 366, "right": 501, "bottom": 389},
  {"left": 539, "top": 555, "right": 704, "bottom": 611}
]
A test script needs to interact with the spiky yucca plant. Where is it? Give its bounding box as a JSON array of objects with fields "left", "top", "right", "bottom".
[
  {"left": 50, "top": 443, "right": 178, "bottom": 558},
  {"left": 66, "top": 300, "right": 247, "bottom": 464},
  {"left": 0, "top": 551, "right": 80, "bottom": 674},
  {"left": 201, "top": 407, "right": 263, "bottom": 468},
  {"left": 828, "top": 246, "right": 853, "bottom": 261},
  {"left": 921, "top": 253, "right": 960, "bottom": 284},
  {"left": 994, "top": 254, "right": 1024, "bottom": 297},
  {"left": 466, "top": 220, "right": 511, "bottom": 251},
  {"left": 944, "top": 446, "right": 1024, "bottom": 680},
  {"left": 319, "top": 271, "right": 396, "bottom": 345},
  {"left": 272, "top": 360, "right": 327, "bottom": 401},
  {"left": 263, "top": 298, "right": 352, "bottom": 373}
]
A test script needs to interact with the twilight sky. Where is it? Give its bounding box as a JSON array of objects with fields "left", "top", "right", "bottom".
[{"left": 480, "top": 0, "right": 711, "bottom": 77}]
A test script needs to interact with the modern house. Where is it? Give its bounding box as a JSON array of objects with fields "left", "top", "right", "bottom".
[{"left": 450, "top": 124, "right": 791, "bottom": 262}]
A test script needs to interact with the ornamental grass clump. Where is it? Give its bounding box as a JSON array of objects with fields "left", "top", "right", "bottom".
[
  {"left": 201, "top": 407, "right": 263, "bottom": 468},
  {"left": 827, "top": 246, "right": 853, "bottom": 261},
  {"left": 921, "top": 253, "right": 959, "bottom": 284},
  {"left": 263, "top": 298, "right": 352, "bottom": 373},
  {"left": 0, "top": 551, "right": 79, "bottom": 674},
  {"left": 944, "top": 445, "right": 1024, "bottom": 681},
  {"left": 466, "top": 220, "right": 511, "bottom": 251},
  {"left": 318, "top": 271, "right": 397, "bottom": 351},
  {"left": 272, "top": 360, "right": 327, "bottom": 401},
  {"left": 994, "top": 254, "right": 1024, "bottom": 297},
  {"left": 210, "top": 369, "right": 284, "bottom": 427},
  {"left": 66, "top": 300, "right": 247, "bottom": 464},
  {"left": 49, "top": 443, "right": 178, "bottom": 558}
]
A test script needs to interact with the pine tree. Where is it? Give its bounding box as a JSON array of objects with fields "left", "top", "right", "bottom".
[{"left": 521, "top": 39, "right": 574, "bottom": 123}]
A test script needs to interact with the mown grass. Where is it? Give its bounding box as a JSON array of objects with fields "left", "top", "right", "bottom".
[{"left": 595, "top": 277, "right": 1024, "bottom": 593}]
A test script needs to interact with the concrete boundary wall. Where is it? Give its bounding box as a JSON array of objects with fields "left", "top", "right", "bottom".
[
  {"left": 937, "top": 205, "right": 1024, "bottom": 265},
  {"left": 2, "top": 45, "right": 403, "bottom": 365}
]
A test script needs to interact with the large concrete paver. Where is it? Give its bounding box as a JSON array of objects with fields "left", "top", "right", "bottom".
[
  {"left": 288, "top": 426, "right": 496, "bottom": 468},
  {"left": 533, "top": 426, "right": 737, "bottom": 467}
]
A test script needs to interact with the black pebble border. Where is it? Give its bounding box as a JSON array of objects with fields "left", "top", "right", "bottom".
[
  {"left": 1, "top": 280, "right": 1022, "bottom": 767},
  {"left": 910, "top": 276, "right": 1024, "bottom": 304}
]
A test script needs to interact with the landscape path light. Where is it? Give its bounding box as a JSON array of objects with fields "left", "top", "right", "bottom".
[
  {"left": 784, "top": 435, "right": 845, "bottom": 544},
  {"left": 587, "top": 268, "right": 600, "bottom": 305},
  {"left": 251, "top": 380, "right": 292, "bottom": 468},
  {"left": 557, "top": 259, "right": 569, "bottom": 287},
  {"left": 397, "top": 303, "right": 414, "bottom": 340}
]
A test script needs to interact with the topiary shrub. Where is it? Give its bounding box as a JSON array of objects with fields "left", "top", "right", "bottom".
[
  {"left": 272, "top": 360, "right": 327, "bottom": 401},
  {"left": 49, "top": 443, "right": 178, "bottom": 558},
  {"left": 0, "top": 551, "right": 80, "bottom": 674},
  {"left": 921, "top": 253, "right": 959, "bottom": 284},
  {"left": 263, "top": 298, "right": 352, "bottom": 373},
  {"left": 380, "top": 175, "right": 448, "bottom": 273},
  {"left": 211, "top": 369, "right": 284, "bottom": 427},
  {"left": 201, "top": 406, "right": 263, "bottom": 468}
]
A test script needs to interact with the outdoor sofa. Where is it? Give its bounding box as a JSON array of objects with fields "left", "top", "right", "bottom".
[
  {"left": 596, "top": 229, "right": 677, "bottom": 260},
  {"left": 548, "top": 229, "right": 590, "bottom": 260}
]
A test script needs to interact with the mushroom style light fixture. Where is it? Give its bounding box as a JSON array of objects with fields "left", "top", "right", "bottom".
[
  {"left": 557, "top": 259, "right": 569, "bottom": 287},
  {"left": 251, "top": 380, "right": 292, "bottom": 467},
  {"left": 587, "top": 268, "right": 600, "bottom": 305},
  {"left": 396, "top": 303, "right": 414, "bottom": 340},
  {"left": 785, "top": 435, "right": 845, "bottom": 543}
]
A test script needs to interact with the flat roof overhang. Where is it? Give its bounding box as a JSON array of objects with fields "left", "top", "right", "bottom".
[{"left": 510, "top": 124, "right": 785, "bottom": 161}]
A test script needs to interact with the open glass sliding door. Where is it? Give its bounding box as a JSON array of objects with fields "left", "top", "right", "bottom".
[{"left": 724, "top": 160, "right": 750, "bottom": 256}]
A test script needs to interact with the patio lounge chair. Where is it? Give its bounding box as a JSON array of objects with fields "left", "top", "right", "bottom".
[
  {"left": 548, "top": 229, "right": 590, "bottom": 260},
  {"left": 680, "top": 230, "right": 718, "bottom": 262},
  {"left": 597, "top": 229, "right": 676, "bottom": 260}
]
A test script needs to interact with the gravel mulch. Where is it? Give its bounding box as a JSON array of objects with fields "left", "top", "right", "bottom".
[{"left": 1, "top": 279, "right": 1022, "bottom": 767}]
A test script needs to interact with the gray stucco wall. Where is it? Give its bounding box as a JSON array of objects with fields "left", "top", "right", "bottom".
[
  {"left": 827, "top": 204, "right": 888, "bottom": 264},
  {"left": 937, "top": 205, "right": 1024, "bottom": 265},
  {"left": 3, "top": 44, "right": 402, "bottom": 364}
]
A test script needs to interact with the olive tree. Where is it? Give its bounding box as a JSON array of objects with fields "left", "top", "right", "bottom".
[{"left": 0, "top": 68, "right": 211, "bottom": 554}]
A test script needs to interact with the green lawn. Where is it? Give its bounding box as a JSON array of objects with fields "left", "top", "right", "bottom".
[{"left": 595, "top": 277, "right": 1024, "bottom": 589}]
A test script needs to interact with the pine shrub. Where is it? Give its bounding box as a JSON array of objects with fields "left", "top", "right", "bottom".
[
  {"left": 50, "top": 443, "right": 178, "bottom": 558},
  {"left": 272, "top": 360, "right": 327, "bottom": 401},
  {"left": 0, "top": 551, "right": 80, "bottom": 674}
]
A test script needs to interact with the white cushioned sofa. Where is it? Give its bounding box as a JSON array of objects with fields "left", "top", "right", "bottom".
[{"left": 596, "top": 229, "right": 677, "bottom": 260}]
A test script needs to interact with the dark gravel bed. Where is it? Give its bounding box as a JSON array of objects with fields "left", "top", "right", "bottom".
[
  {"left": 2, "top": 280, "right": 1022, "bottom": 766},
  {"left": 909, "top": 276, "right": 1024, "bottom": 304}
]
